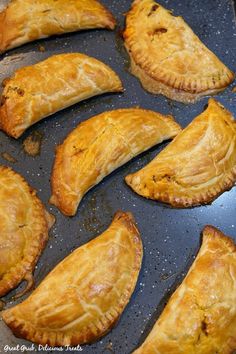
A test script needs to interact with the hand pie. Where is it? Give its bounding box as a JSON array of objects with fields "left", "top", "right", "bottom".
[
  {"left": 50, "top": 108, "right": 181, "bottom": 216},
  {"left": 0, "top": 53, "right": 123, "bottom": 138},
  {"left": 126, "top": 99, "right": 236, "bottom": 207},
  {"left": 0, "top": 166, "right": 54, "bottom": 298},
  {"left": 133, "top": 226, "right": 236, "bottom": 354},
  {"left": 0, "top": 0, "right": 115, "bottom": 53},
  {"left": 2, "top": 211, "right": 143, "bottom": 346},
  {"left": 123, "top": 0, "right": 235, "bottom": 103}
]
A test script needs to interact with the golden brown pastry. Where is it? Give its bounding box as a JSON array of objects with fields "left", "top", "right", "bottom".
[
  {"left": 50, "top": 108, "right": 181, "bottom": 216},
  {"left": 2, "top": 211, "right": 143, "bottom": 346},
  {"left": 0, "top": 53, "right": 123, "bottom": 139},
  {"left": 123, "top": 0, "right": 235, "bottom": 103},
  {"left": 133, "top": 226, "right": 236, "bottom": 354},
  {"left": 126, "top": 99, "right": 236, "bottom": 207},
  {"left": 0, "top": 0, "right": 116, "bottom": 53},
  {"left": 0, "top": 166, "right": 54, "bottom": 298}
]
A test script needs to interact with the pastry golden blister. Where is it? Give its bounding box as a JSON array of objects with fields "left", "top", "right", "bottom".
[
  {"left": 50, "top": 108, "right": 181, "bottom": 216},
  {"left": 0, "top": 53, "right": 123, "bottom": 138},
  {"left": 2, "top": 211, "right": 143, "bottom": 346},
  {"left": 124, "top": 0, "right": 235, "bottom": 103},
  {"left": 0, "top": 166, "right": 54, "bottom": 298},
  {"left": 126, "top": 99, "right": 236, "bottom": 207},
  {"left": 0, "top": 0, "right": 116, "bottom": 53},
  {"left": 133, "top": 226, "right": 236, "bottom": 354}
]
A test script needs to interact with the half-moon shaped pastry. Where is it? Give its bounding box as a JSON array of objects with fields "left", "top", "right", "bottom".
[
  {"left": 0, "top": 0, "right": 116, "bottom": 53},
  {"left": 0, "top": 166, "right": 54, "bottom": 298},
  {"left": 50, "top": 108, "right": 181, "bottom": 216},
  {"left": 133, "top": 226, "right": 236, "bottom": 354},
  {"left": 123, "top": 0, "right": 235, "bottom": 103},
  {"left": 2, "top": 211, "right": 143, "bottom": 346},
  {"left": 126, "top": 99, "right": 236, "bottom": 207},
  {"left": 0, "top": 53, "right": 123, "bottom": 139}
]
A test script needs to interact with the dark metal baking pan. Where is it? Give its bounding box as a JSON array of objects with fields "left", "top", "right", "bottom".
[{"left": 0, "top": 0, "right": 235, "bottom": 353}]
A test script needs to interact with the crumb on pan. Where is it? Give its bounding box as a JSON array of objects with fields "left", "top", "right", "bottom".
[
  {"left": 23, "top": 131, "right": 43, "bottom": 157},
  {"left": 38, "top": 44, "right": 45, "bottom": 52}
]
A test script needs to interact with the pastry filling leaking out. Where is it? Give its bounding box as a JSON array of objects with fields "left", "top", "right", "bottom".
[
  {"left": 148, "top": 4, "right": 159, "bottom": 16},
  {"left": 149, "top": 28, "right": 168, "bottom": 37},
  {"left": 18, "top": 224, "right": 27, "bottom": 229},
  {"left": 201, "top": 319, "right": 208, "bottom": 336},
  {"left": 152, "top": 174, "right": 179, "bottom": 185},
  {"left": 154, "top": 28, "right": 167, "bottom": 34},
  {"left": 0, "top": 96, "right": 7, "bottom": 106},
  {"left": 4, "top": 86, "right": 25, "bottom": 97}
]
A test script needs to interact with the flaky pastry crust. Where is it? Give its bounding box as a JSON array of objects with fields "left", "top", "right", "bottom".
[
  {"left": 126, "top": 99, "right": 236, "bottom": 207},
  {"left": 50, "top": 108, "right": 181, "bottom": 216},
  {"left": 0, "top": 0, "right": 116, "bottom": 53},
  {"left": 133, "top": 226, "right": 236, "bottom": 354},
  {"left": 0, "top": 166, "right": 54, "bottom": 298},
  {"left": 2, "top": 211, "right": 143, "bottom": 346},
  {"left": 0, "top": 53, "right": 123, "bottom": 138},
  {"left": 124, "top": 0, "right": 235, "bottom": 103}
]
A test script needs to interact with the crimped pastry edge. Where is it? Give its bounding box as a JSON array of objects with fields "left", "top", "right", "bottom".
[
  {"left": 124, "top": 1, "right": 235, "bottom": 100},
  {"left": 133, "top": 224, "right": 236, "bottom": 354},
  {"left": 0, "top": 166, "right": 55, "bottom": 298},
  {"left": 126, "top": 167, "right": 236, "bottom": 208},
  {"left": 128, "top": 52, "right": 230, "bottom": 104},
  {"left": 125, "top": 99, "right": 236, "bottom": 208},
  {"left": 1, "top": 211, "right": 143, "bottom": 346}
]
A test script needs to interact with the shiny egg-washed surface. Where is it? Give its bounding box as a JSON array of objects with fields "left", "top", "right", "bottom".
[{"left": 0, "top": 0, "right": 235, "bottom": 353}]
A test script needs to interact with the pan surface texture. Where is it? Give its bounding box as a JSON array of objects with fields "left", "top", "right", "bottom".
[{"left": 0, "top": 0, "right": 235, "bottom": 353}]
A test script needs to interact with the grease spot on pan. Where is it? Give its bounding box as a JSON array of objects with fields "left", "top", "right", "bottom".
[{"left": 1, "top": 152, "right": 17, "bottom": 163}]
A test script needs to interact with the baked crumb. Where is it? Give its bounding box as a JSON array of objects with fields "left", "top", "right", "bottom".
[
  {"left": 104, "top": 341, "right": 114, "bottom": 353},
  {"left": 23, "top": 131, "right": 43, "bottom": 157},
  {"left": 38, "top": 44, "right": 45, "bottom": 52}
]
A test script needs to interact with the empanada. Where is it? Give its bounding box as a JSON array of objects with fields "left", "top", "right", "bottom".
[
  {"left": 133, "top": 226, "right": 236, "bottom": 354},
  {"left": 0, "top": 53, "right": 123, "bottom": 138},
  {"left": 0, "top": 166, "right": 54, "bottom": 298},
  {"left": 0, "top": 0, "right": 116, "bottom": 53},
  {"left": 123, "top": 0, "right": 235, "bottom": 103},
  {"left": 2, "top": 211, "right": 143, "bottom": 346},
  {"left": 126, "top": 99, "right": 236, "bottom": 207},
  {"left": 50, "top": 108, "right": 181, "bottom": 216}
]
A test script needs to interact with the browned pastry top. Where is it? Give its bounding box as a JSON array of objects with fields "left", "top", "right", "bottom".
[
  {"left": 124, "top": 0, "right": 234, "bottom": 102},
  {"left": 2, "top": 212, "right": 143, "bottom": 347},
  {"left": 0, "top": 166, "right": 54, "bottom": 298},
  {"left": 0, "top": 0, "right": 116, "bottom": 52},
  {"left": 126, "top": 99, "right": 236, "bottom": 207},
  {"left": 0, "top": 53, "right": 122, "bottom": 138},
  {"left": 134, "top": 226, "right": 236, "bottom": 354}
]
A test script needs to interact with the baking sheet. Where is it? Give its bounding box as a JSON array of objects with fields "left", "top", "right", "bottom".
[{"left": 0, "top": 0, "right": 235, "bottom": 353}]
